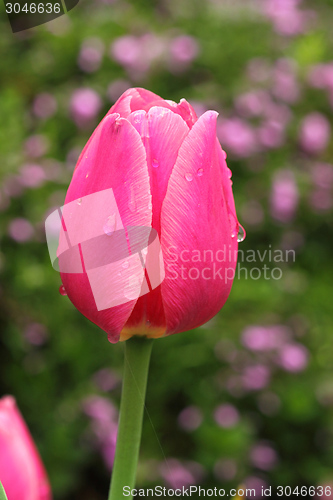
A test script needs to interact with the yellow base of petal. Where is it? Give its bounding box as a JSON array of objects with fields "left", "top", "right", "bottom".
[{"left": 119, "top": 325, "right": 166, "bottom": 342}]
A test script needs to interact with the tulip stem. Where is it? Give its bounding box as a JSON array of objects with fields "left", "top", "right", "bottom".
[{"left": 108, "top": 337, "right": 154, "bottom": 500}]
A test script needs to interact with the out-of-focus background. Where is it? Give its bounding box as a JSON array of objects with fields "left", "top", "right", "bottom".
[{"left": 0, "top": 0, "right": 333, "bottom": 498}]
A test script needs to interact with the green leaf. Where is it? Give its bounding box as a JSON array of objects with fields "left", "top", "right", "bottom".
[{"left": 0, "top": 482, "right": 8, "bottom": 500}]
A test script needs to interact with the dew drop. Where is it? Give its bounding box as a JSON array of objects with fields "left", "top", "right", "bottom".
[
  {"left": 237, "top": 224, "right": 246, "bottom": 243},
  {"left": 134, "top": 115, "right": 142, "bottom": 124},
  {"left": 226, "top": 167, "right": 232, "bottom": 179},
  {"left": 122, "top": 261, "right": 129, "bottom": 269},
  {"left": 185, "top": 172, "right": 193, "bottom": 182},
  {"left": 103, "top": 213, "right": 117, "bottom": 236},
  {"left": 152, "top": 158, "right": 159, "bottom": 168},
  {"left": 77, "top": 198, "right": 82, "bottom": 205},
  {"left": 229, "top": 212, "right": 238, "bottom": 239},
  {"left": 197, "top": 168, "right": 203, "bottom": 177},
  {"left": 59, "top": 285, "right": 67, "bottom": 296}
]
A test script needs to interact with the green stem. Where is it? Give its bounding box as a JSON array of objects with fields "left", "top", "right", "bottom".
[{"left": 108, "top": 337, "right": 154, "bottom": 500}]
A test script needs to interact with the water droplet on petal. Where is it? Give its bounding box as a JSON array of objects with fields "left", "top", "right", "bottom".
[
  {"left": 103, "top": 213, "right": 117, "bottom": 236},
  {"left": 152, "top": 158, "right": 159, "bottom": 168},
  {"left": 197, "top": 168, "right": 204, "bottom": 177},
  {"left": 133, "top": 113, "right": 142, "bottom": 125},
  {"left": 185, "top": 172, "right": 193, "bottom": 182},
  {"left": 237, "top": 224, "right": 246, "bottom": 243},
  {"left": 122, "top": 261, "right": 129, "bottom": 269},
  {"left": 77, "top": 198, "right": 82, "bottom": 205},
  {"left": 226, "top": 167, "right": 232, "bottom": 179},
  {"left": 59, "top": 285, "right": 67, "bottom": 296},
  {"left": 229, "top": 212, "right": 238, "bottom": 239},
  {"left": 222, "top": 150, "right": 227, "bottom": 160}
]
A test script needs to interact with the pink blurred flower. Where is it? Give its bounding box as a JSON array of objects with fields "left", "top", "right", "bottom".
[
  {"left": 3, "top": 176, "right": 24, "bottom": 198},
  {"left": 24, "top": 323, "right": 48, "bottom": 346},
  {"left": 160, "top": 459, "right": 204, "bottom": 489},
  {"left": 242, "top": 325, "right": 289, "bottom": 351},
  {"left": 0, "top": 396, "right": 52, "bottom": 500},
  {"left": 217, "top": 118, "right": 257, "bottom": 158},
  {"left": 262, "top": 0, "right": 315, "bottom": 36},
  {"left": 8, "top": 218, "right": 34, "bottom": 242},
  {"left": 82, "top": 396, "right": 118, "bottom": 470},
  {"left": 168, "top": 35, "right": 199, "bottom": 72},
  {"left": 258, "top": 120, "right": 285, "bottom": 149},
  {"left": 311, "top": 163, "right": 333, "bottom": 188},
  {"left": 19, "top": 164, "right": 46, "bottom": 188},
  {"left": 309, "top": 163, "right": 333, "bottom": 212},
  {"left": 246, "top": 58, "right": 271, "bottom": 83},
  {"left": 178, "top": 406, "right": 203, "bottom": 431},
  {"left": 214, "top": 404, "right": 239, "bottom": 428},
  {"left": 243, "top": 365, "right": 270, "bottom": 391},
  {"left": 263, "top": 101, "right": 292, "bottom": 126},
  {"left": 24, "top": 135, "right": 49, "bottom": 158},
  {"left": 32, "top": 93, "right": 57, "bottom": 120},
  {"left": 111, "top": 35, "right": 142, "bottom": 67},
  {"left": 310, "top": 189, "right": 333, "bottom": 212},
  {"left": 245, "top": 476, "right": 269, "bottom": 498},
  {"left": 93, "top": 368, "right": 121, "bottom": 392},
  {"left": 272, "top": 59, "right": 300, "bottom": 103},
  {"left": 250, "top": 442, "right": 278, "bottom": 470},
  {"left": 307, "top": 63, "right": 333, "bottom": 90},
  {"left": 78, "top": 38, "right": 104, "bottom": 73},
  {"left": 299, "top": 113, "right": 331, "bottom": 155},
  {"left": 270, "top": 169, "right": 299, "bottom": 223},
  {"left": 235, "top": 90, "right": 269, "bottom": 118},
  {"left": 110, "top": 34, "right": 166, "bottom": 79},
  {"left": 70, "top": 88, "right": 102, "bottom": 128},
  {"left": 278, "top": 343, "right": 309, "bottom": 372},
  {"left": 83, "top": 395, "right": 117, "bottom": 423}
]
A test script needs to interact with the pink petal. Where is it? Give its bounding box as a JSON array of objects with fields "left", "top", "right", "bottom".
[
  {"left": 127, "top": 106, "right": 190, "bottom": 235},
  {"left": 160, "top": 111, "right": 238, "bottom": 335},
  {"left": 123, "top": 107, "right": 189, "bottom": 337},
  {"left": 0, "top": 396, "right": 51, "bottom": 500},
  {"left": 176, "top": 98, "right": 198, "bottom": 128},
  {"left": 110, "top": 88, "right": 163, "bottom": 117},
  {"left": 109, "top": 88, "right": 198, "bottom": 128},
  {"left": 61, "top": 114, "right": 151, "bottom": 343}
]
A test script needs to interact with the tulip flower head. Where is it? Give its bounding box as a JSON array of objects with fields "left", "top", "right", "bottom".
[
  {"left": 46, "top": 88, "right": 243, "bottom": 343},
  {"left": 0, "top": 396, "right": 51, "bottom": 500}
]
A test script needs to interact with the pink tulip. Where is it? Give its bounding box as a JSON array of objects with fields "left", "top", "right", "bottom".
[
  {"left": 58, "top": 88, "right": 240, "bottom": 343},
  {"left": 0, "top": 396, "right": 51, "bottom": 500}
]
